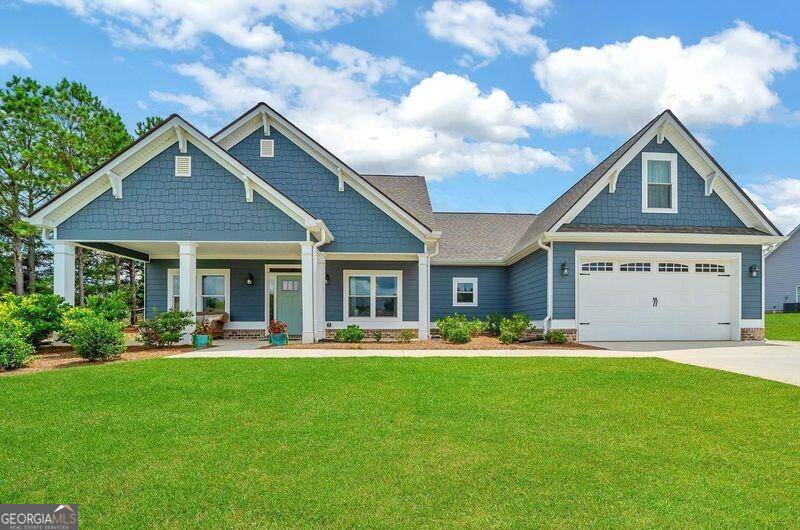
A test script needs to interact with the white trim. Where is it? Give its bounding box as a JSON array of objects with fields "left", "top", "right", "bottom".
[
  {"left": 106, "top": 171, "right": 122, "bottom": 198},
  {"left": 324, "top": 252, "right": 420, "bottom": 261},
  {"left": 641, "top": 152, "right": 678, "bottom": 213},
  {"left": 574, "top": 250, "right": 742, "bottom": 342},
  {"left": 551, "top": 319, "right": 576, "bottom": 329},
  {"left": 343, "top": 269, "right": 403, "bottom": 323},
  {"left": 544, "top": 231, "right": 784, "bottom": 245},
  {"left": 418, "top": 254, "right": 430, "bottom": 340},
  {"left": 796, "top": 285, "right": 800, "bottom": 303},
  {"left": 300, "top": 242, "right": 314, "bottom": 343},
  {"left": 225, "top": 321, "right": 267, "bottom": 330},
  {"left": 740, "top": 319, "right": 764, "bottom": 328},
  {"left": 168, "top": 267, "right": 231, "bottom": 314},
  {"left": 211, "top": 103, "right": 435, "bottom": 241},
  {"left": 325, "top": 321, "right": 418, "bottom": 330},
  {"left": 26, "top": 116, "right": 331, "bottom": 242},
  {"left": 53, "top": 241, "right": 76, "bottom": 305},
  {"left": 705, "top": 171, "right": 718, "bottom": 196},
  {"left": 452, "top": 277, "right": 478, "bottom": 307}
]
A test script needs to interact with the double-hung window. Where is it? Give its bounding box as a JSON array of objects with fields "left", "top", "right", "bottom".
[
  {"left": 642, "top": 152, "right": 678, "bottom": 213},
  {"left": 345, "top": 271, "right": 402, "bottom": 320},
  {"left": 167, "top": 269, "right": 230, "bottom": 313},
  {"left": 452, "top": 277, "right": 478, "bottom": 307}
]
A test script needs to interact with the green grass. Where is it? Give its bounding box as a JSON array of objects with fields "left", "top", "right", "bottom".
[
  {"left": 766, "top": 312, "right": 800, "bottom": 341},
  {"left": 2, "top": 358, "right": 799, "bottom": 527}
]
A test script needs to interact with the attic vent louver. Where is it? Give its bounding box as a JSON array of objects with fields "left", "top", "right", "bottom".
[
  {"left": 175, "top": 155, "right": 191, "bottom": 177},
  {"left": 260, "top": 139, "right": 274, "bottom": 158}
]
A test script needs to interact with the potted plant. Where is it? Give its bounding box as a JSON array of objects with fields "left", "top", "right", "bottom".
[
  {"left": 268, "top": 320, "right": 288, "bottom": 346},
  {"left": 192, "top": 319, "right": 214, "bottom": 348}
]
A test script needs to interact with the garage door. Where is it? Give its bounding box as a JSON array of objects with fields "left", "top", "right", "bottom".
[{"left": 577, "top": 256, "right": 735, "bottom": 341}]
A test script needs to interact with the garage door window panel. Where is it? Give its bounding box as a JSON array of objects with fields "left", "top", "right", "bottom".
[
  {"left": 620, "top": 262, "right": 651, "bottom": 272},
  {"left": 695, "top": 263, "right": 726, "bottom": 273},
  {"left": 581, "top": 262, "right": 614, "bottom": 272},
  {"left": 658, "top": 262, "right": 689, "bottom": 272}
]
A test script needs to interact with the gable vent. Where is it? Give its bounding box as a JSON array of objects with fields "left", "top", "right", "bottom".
[
  {"left": 175, "top": 155, "right": 191, "bottom": 177},
  {"left": 260, "top": 139, "right": 275, "bottom": 158}
]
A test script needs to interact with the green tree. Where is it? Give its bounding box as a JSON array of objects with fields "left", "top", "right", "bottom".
[{"left": 135, "top": 115, "right": 163, "bottom": 137}]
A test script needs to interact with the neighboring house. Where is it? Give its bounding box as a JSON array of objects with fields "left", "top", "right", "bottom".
[
  {"left": 765, "top": 224, "right": 800, "bottom": 312},
  {"left": 27, "top": 104, "right": 783, "bottom": 342}
]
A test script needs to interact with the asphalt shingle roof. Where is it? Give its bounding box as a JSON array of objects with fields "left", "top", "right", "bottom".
[
  {"left": 429, "top": 212, "right": 537, "bottom": 261},
  {"left": 361, "top": 175, "right": 435, "bottom": 228}
]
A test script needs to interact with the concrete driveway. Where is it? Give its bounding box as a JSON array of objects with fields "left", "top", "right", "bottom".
[
  {"left": 586, "top": 340, "right": 800, "bottom": 386},
  {"left": 172, "top": 340, "right": 800, "bottom": 387}
]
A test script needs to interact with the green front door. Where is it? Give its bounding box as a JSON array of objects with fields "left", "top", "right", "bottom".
[{"left": 276, "top": 274, "right": 302, "bottom": 336}]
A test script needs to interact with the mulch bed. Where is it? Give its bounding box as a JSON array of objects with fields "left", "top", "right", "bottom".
[
  {"left": 279, "top": 335, "right": 599, "bottom": 350},
  {"left": 1, "top": 345, "right": 194, "bottom": 377}
]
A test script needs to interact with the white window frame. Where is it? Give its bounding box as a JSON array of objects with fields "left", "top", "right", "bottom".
[
  {"left": 452, "top": 277, "right": 478, "bottom": 307},
  {"left": 796, "top": 285, "right": 800, "bottom": 303},
  {"left": 174, "top": 155, "right": 192, "bottom": 177},
  {"left": 343, "top": 270, "right": 403, "bottom": 322},
  {"left": 167, "top": 268, "right": 231, "bottom": 313},
  {"left": 641, "top": 152, "right": 678, "bottom": 214},
  {"left": 167, "top": 269, "right": 181, "bottom": 311}
]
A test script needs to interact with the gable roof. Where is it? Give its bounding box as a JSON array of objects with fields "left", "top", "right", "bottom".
[
  {"left": 507, "top": 109, "right": 782, "bottom": 261},
  {"left": 432, "top": 212, "right": 537, "bottom": 262},
  {"left": 211, "top": 102, "right": 438, "bottom": 241},
  {"left": 27, "top": 115, "right": 331, "bottom": 241},
  {"left": 362, "top": 175, "right": 435, "bottom": 228}
]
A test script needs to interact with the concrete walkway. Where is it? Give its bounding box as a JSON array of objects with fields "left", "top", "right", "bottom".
[{"left": 169, "top": 340, "right": 800, "bottom": 386}]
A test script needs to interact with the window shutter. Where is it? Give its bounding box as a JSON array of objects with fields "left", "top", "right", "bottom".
[
  {"left": 260, "top": 139, "right": 275, "bottom": 158},
  {"left": 175, "top": 155, "right": 191, "bottom": 177}
]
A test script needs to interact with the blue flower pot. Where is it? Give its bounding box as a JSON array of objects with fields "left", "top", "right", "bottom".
[
  {"left": 269, "top": 333, "right": 288, "bottom": 346},
  {"left": 193, "top": 334, "right": 212, "bottom": 348}
]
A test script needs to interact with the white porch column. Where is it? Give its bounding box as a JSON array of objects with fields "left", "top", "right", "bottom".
[
  {"left": 418, "top": 253, "right": 430, "bottom": 340},
  {"left": 300, "top": 242, "right": 315, "bottom": 343},
  {"left": 53, "top": 241, "right": 76, "bottom": 305},
  {"left": 178, "top": 242, "right": 198, "bottom": 344},
  {"left": 313, "top": 251, "right": 326, "bottom": 340}
]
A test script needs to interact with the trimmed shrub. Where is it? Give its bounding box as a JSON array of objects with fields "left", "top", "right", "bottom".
[
  {"left": 372, "top": 330, "right": 383, "bottom": 342},
  {"left": 498, "top": 313, "right": 531, "bottom": 344},
  {"left": 484, "top": 313, "right": 504, "bottom": 336},
  {"left": 335, "top": 324, "right": 365, "bottom": 343},
  {"left": 59, "top": 306, "right": 95, "bottom": 344},
  {"left": 468, "top": 318, "right": 487, "bottom": 337},
  {"left": 544, "top": 330, "right": 567, "bottom": 344},
  {"left": 0, "top": 334, "right": 34, "bottom": 371},
  {"left": 62, "top": 310, "right": 126, "bottom": 361},
  {"left": 399, "top": 329, "right": 414, "bottom": 343},
  {"left": 0, "top": 293, "right": 67, "bottom": 346},
  {"left": 87, "top": 290, "right": 130, "bottom": 323},
  {"left": 138, "top": 310, "right": 195, "bottom": 348},
  {"left": 447, "top": 326, "right": 471, "bottom": 344},
  {"left": 436, "top": 314, "right": 467, "bottom": 341}
]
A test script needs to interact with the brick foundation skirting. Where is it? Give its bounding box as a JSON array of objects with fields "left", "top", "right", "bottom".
[
  {"left": 740, "top": 327, "right": 765, "bottom": 341},
  {"left": 324, "top": 328, "right": 418, "bottom": 340},
  {"left": 223, "top": 328, "right": 267, "bottom": 340}
]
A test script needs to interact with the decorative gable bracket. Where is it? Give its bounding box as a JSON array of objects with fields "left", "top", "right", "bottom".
[
  {"left": 337, "top": 167, "right": 345, "bottom": 192},
  {"left": 243, "top": 175, "right": 254, "bottom": 203},
  {"left": 656, "top": 121, "right": 667, "bottom": 144},
  {"left": 608, "top": 169, "right": 619, "bottom": 194},
  {"left": 705, "top": 171, "right": 718, "bottom": 196},
  {"left": 175, "top": 126, "right": 187, "bottom": 153},
  {"left": 261, "top": 112, "right": 271, "bottom": 136},
  {"left": 106, "top": 171, "right": 122, "bottom": 199}
]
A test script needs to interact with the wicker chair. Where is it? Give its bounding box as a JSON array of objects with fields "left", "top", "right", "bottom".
[{"left": 196, "top": 312, "right": 229, "bottom": 338}]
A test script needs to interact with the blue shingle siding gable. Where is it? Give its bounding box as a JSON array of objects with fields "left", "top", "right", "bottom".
[
  {"left": 227, "top": 128, "right": 423, "bottom": 253},
  {"left": 572, "top": 138, "right": 745, "bottom": 228},
  {"left": 57, "top": 141, "right": 306, "bottom": 241}
]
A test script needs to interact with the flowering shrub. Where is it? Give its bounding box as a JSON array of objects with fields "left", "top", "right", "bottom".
[{"left": 268, "top": 320, "right": 288, "bottom": 335}]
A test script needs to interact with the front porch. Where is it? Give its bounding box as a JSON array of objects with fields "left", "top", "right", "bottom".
[{"left": 52, "top": 240, "right": 433, "bottom": 343}]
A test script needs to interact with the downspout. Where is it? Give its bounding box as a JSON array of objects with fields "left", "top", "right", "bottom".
[{"left": 536, "top": 238, "right": 552, "bottom": 332}]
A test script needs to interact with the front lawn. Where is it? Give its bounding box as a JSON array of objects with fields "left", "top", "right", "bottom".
[
  {"left": 1, "top": 358, "right": 799, "bottom": 527},
  {"left": 766, "top": 312, "right": 800, "bottom": 341}
]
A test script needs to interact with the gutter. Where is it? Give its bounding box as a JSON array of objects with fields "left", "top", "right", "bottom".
[{"left": 536, "top": 238, "right": 552, "bottom": 332}]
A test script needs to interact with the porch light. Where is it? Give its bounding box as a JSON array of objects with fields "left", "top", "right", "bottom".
[
  {"left": 561, "top": 262, "right": 569, "bottom": 277},
  {"left": 246, "top": 273, "right": 254, "bottom": 286},
  {"left": 749, "top": 265, "right": 759, "bottom": 278},
  {"left": 325, "top": 273, "right": 330, "bottom": 286}
]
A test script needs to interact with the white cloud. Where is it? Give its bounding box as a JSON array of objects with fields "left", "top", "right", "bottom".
[
  {"left": 154, "top": 46, "right": 569, "bottom": 179},
  {"left": 421, "top": 0, "right": 547, "bottom": 59},
  {"left": 136, "top": 99, "right": 148, "bottom": 110},
  {"left": 25, "top": 0, "right": 389, "bottom": 51},
  {"left": 745, "top": 177, "right": 800, "bottom": 234},
  {"left": 0, "top": 47, "right": 31, "bottom": 68},
  {"left": 531, "top": 22, "right": 799, "bottom": 134}
]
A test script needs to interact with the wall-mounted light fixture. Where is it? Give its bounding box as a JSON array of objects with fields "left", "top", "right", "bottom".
[
  {"left": 749, "top": 265, "right": 759, "bottom": 278},
  {"left": 246, "top": 273, "right": 254, "bottom": 286},
  {"left": 325, "top": 273, "right": 330, "bottom": 286},
  {"left": 561, "top": 262, "right": 569, "bottom": 277}
]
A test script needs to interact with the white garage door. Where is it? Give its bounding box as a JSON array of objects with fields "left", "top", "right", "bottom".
[{"left": 577, "top": 256, "right": 736, "bottom": 341}]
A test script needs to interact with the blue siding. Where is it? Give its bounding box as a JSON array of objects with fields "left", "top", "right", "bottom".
[
  {"left": 325, "top": 260, "right": 418, "bottom": 321},
  {"left": 430, "top": 266, "right": 509, "bottom": 320},
  {"left": 508, "top": 249, "right": 547, "bottom": 320},
  {"left": 228, "top": 128, "right": 424, "bottom": 253},
  {"left": 58, "top": 141, "right": 307, "bottom": 241},
  {"left": 573, "top": 138, "right": 745, "bottom": 228},
  {"left": 765, "top": 231, "right": 800, "bottom": 311},
  {"left": 146, "top": 259, "right": 273, "bottom": 321},
  {"left": 552, "top": 243, "right": 763, "bottom": 320}
]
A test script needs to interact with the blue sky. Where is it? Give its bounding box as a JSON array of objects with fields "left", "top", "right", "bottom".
[{"left": 1, "top": 0, "right": 799, "bottom": 231}]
